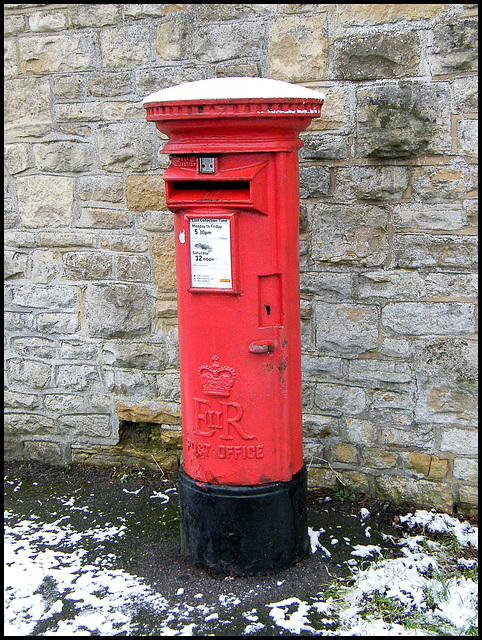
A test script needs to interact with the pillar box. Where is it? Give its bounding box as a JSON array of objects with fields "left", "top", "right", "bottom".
[{"left": 143, "top": 77, "right": 324, "bottom": 576}]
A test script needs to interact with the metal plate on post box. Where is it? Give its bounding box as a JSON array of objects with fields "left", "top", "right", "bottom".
[
  {"left": 190, "top": 218, "right": 232, "bottom": 289},
  {"left": 199, "top": 157, "right": 215, "bottom": 173}
]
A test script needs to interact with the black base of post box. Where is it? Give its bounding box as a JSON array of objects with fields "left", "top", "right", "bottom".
[{"left": 178, "top": 464, "right": 309, "bottom": 576}]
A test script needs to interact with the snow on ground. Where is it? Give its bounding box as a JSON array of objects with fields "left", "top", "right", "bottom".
[{"left": 4, "top": 477, "right": 478, "bottom": 636}]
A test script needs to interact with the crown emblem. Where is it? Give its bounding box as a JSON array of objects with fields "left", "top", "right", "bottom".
[{"left": 199, "top": 355, "right": 236, "bottom": 397}]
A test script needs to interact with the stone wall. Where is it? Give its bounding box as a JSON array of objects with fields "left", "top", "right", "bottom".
[{"left": 4, "top": 4, "right": 478, "bottom": 514}]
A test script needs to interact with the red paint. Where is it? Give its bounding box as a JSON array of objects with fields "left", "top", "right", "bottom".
[{"left": 144, "top": 93, "right": 323, "bottom": 485}]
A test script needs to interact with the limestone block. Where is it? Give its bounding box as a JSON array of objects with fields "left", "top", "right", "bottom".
[
  {"left": 453, "top": 76, "right": 478, "bottom": 114},
  {"left": 9, "top": 284, "right": 78, "bottom": 309},
  {"left": 314, "top": 383, "right": 366, "bottom": 416},
  {"left": 362, "top": 447, "right": 397, "bottom": 469},
  {"left": 394, "top": 202, "right": 466, "bottom": 232},
  {"left": 356, "top": 83, "right": 451, "bottom": 158},
  {"left": 87, "top": 72, "right": 132, "bottom": 98},
  {"left": 299, "top": 166, "right": 330, "bottom": 198},
  {"left": 308, "top": 203, "right": 388, "bottom": 267},
  {"left": 457, "top": 118, "right": 478, "bottom": 157},
  {"left": 115, "top": 255, "right": 151, "bottom": 282},
  {"left": 55, "top": 364, "right": 100, "bottom": 391},
  {"left": 23, "top": 441, "right": 64, "bottom": 465},
  {"left": 16, "top": 175, "right": 73, "bottom": 228},
  {"left": 416, "top": 380, "right": 477, "bottom": 426},
  {"left": 335, "top": 166, "right": 409, "bottom": 202},
  {"left": 35, "top": 313, "right": 80, "bottom": 335},
  {"left": 373, "top": 475, "right": 454, "bottom": 513},
  {"left": 150, "top": 233, "right": 177, "bottom": 291},
  {"left": 155, "top": 13, "right": 190, "bottom": 60},
  {"left": 440, "top": 427, "right": 478, "bottom": 455},
  {"left": 330, "top": 31, "right": 420, "bottom": 81},
  {"left": 51, "top": 75, "right": 84, "bottom": 100},
  {"left": 29, "top": 10, "right": 67, "bottom": 32},
  {"left": 332, "top": 443, "right": 358, "bottom": 464},
  {"left": 4, "top": 413, "right": 58, "bottom": 436},
  {"left": 54, "top": 103, "right": 101, "bottom": 123},
  {"left": 43, "top": 394, "right": 85, "bottom": 413},
  {"left": 5, "top": 77, "right": 52, "bottom": 138},
  {"left": 457, "top": 485, "right": 478, "bottom": 513},
  {"left": 75, "top": 208, "right": 132, "bottom": 230},
  {"left": 300, "top": 270, "right": 353, "bottom": 298},
  {"left": 4, "top": 144, "right": 31, "bottom": 175},
  {"left": 329, "top": 4, "right": 451, "bottom": 28},
  {"left": 62, "top": 251, "right": 112, "bottom": 280},
  {"left": 382, "top": 302, "right": 476, "bottom": 335},
  {"left": 315, "top": 302, "right": 378, "bottom": 354},
  {"left": 102, "top": 341, "right": 168, "bottom": 370},
  {"left": 348, "top": 360, "right": 413, "bottom": 386},
  {"left": 393, "top": 233, "right": 478, "bottom": 269},
  {"left": 453, "top": 458, "right": 478, "bottom": 482},
  {"left": 60, "top": 414, "right": 112, "bottom": 437},
  {"left": 300, "top": 133, "right": 349, "bottom": 161},
  {"left": 97, "top": 123, "right": 153, "bottom": 173},
  {"left": 344, "top": 418, "right": 376, "bottom": 445},
  {"left": 99, "top": 24, "right": 150, "bottom": 68},
  {"left": 77, "top": 176, "right": 124, "bottom": 204},
  {"left": 371, "top": 389, "right": 415, "bottom": 411},
  {"left": 115, "top": 400, "right": 181, "bottom": 425},
  {"left": 431, "top": 18, "right": 478, "bottom": 74},
  {"left": 99, "top": 234, "right": 149, "bottom": 253},
  {"left": 126, "top": 175, "right": 166, "bottom": 211},
  {"left": 190, "top": 19, "right": 266, "bottom": 64},
  {"left": 410, "top": 166, "right": 469, "bottom": 201},
  {"left": 379, "top": 424, "right": 435, "bottom": 449},
  {"left": 104, "top": 368, "right": 158, "bottom": 399},
  {"left": 69, "top": 4, "right": 120, "bottom": 28},
  {"left": 4, "top": 390, "right": 41, "bottom": 410},
  {"left": 8, "top": 359, "right": 52, "bottom": 389},
  {"left": 268, "top": 13, "right": 328, "bottom": 82},
  {"left": 84, "top": 283, "right": 154, "bottom": 338},
  {"left": 307, "top": 85, "right": 350, "bottom": 132},
  {"left": 4, "top": 251, "right": 28, "bottom": 280},
  {"left": 357, "top": 269, "right": 424, "bottom": 300},
  {"left": 18, "top": 33, "right": 96, "bottom": 74},
  {"left": 38, "top": 232, "right": 97, "bottom": 248},
  {"left": 27, "top": 249, "right": 62, "bottom": 284},
  {"left": 424, "top": 273, "right": 478, "bottom": 299}
]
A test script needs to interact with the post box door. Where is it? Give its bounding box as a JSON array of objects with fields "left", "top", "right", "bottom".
[{"left": 173, "top": 158, "right": 303, "bottom": 487}]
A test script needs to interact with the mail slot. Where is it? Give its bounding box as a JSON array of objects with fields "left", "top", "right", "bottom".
[{"left": 143, "top": 77, "right": 324, "bottom": 575}]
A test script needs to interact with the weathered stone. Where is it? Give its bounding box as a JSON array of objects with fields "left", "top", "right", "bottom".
[
  {"left": 100, "top": 24, "right": 150, "bottom": 69},
  {"left": 300, "top": 133, "right": 349, "bottom": 161},
  {"left": 348, "top": 359, "right": 412, "bottom": 386},
  {"left": 115, "top": 400, "right": 181, "bottom": 425},
  {"left": 35, "top": 312, "right": 80, "bottom": 335},
  {"left": 155, "top": 13, "right": 190, "bottom": 60},
  {"left": 363, "top": 447, "right": 397, "bottom": 469},
  {"left": 315, "top": 302, "right": 379, "bottom": 354},
  {"left": 4, "top": 143, "right": 31, "bottom": 174},
  {"left": 28, "top": 249, "right": 62, "bottom": 283},
  {"left": 336, "top": 166, "right": 409, "bottom": 202},
  {"left": 357, "top": 269, "right": 424, "bottom": 300},
  {"left": 126, "top": 175, "right": 166, "bottom": 211},
  {"left": 4, "top": 390, "right": 41, "bottom": 410},
  {"left": 69, "top": 4, "right": 120, "bottom": 28},
  {"left": 299, "top": 166, "right": 330, "bottom": 198},
  {"left": 97, "top": 123, "right": 154, "bottom": 173},
  {"left": 394, "top": 202, "right": 466, "bottom": 232},
  {"left": 411, "top": 165, "right": 469, "bottom": 201},
  {"left": 191, "top": 19, "right": 266, "bottom": 64},
  {"left": 345, "top": 418, "right": 377, "bottom": 445},
  {"left": 379, "top": 424, "right": 435, "bottom": 449},
  {"left": 99, "top": 234, "right": 149, "bottom": 253},
  {"left": 268, "top": 13, "right": 328, "bottom": 82},
  {"left": 4, "top": 413, "right": 57, "bottom": 436},
  {"left": 328, "top": 4, "right": 451, "bottom": 28},
  {"left": 356, "top": 83, "right": 451, "bottom": 158},
  {"left": 55, "top": 364, "right": 100, "bottom": 391},
  {"left": 16, "top": 175, "right": 74, "bottom": 228},
  {"left": 54, "top": 103, "right": 101, "bottom": 123},
  {"left": 8, "top": 284, "right": 78, "bottom": 309},
  {"left": 331, "top": 31, "right": 420, "bottom": 81},
  {"left": 104, "top": 368, "right": 158, "bottom": 399},
  {"left": 5, "top": 76, "right": 52, "bottom": 138},
  {"left": 393, "top": 233, "right": 478, "bottom": 269},
  {"left": 457, "top": 485, "right": 478, "bottom": 515},
  {"left": 453, "top": 458, "right": 478, "bottom": 482},
  {"left": 150, "top": 233, "right": 177, "bottom": 291},
  {"left": 453, "top": 76, "right": 478, "bottom": 113},
  {"left": 75, "top": 208, "right": 132, "bottom": 230},
  {"left": 23, "top": 440, "right": 64, "bottom": 465},
  {"left": 431, "top": 18, "right": 478, "bottom": 74},
  {"left": 382, "top": 302, "right": 476, "bottom": 336},
  {"left": 102, "top": 341, "right": 167, "bottom": 370},
  {"left": 62, "top": 251, "right": 112, "bottom": 280},
  {"left": 8, "top": 358, "right": 52, "bottom": 388},
  {"left": 60, "top": 413, "right": 112, "bottom": 437},
  {"left": 458, "top": 118, "right": 478, "bottom": 157},
  {"left": 86, "top": 72, "right": 132, "bottom": 97},
  {"left": 115, "top": 255, "right": 150, "bottom": 282},
  {"left": 308, "top": 203, "right": 388, "bottom": 267},
  {"left": 11, "top": 336, "right": 57, "bottom": 359},
  {"left": 4, "top": 251, "right": 28, "bottom": 280},
  {"left": 332, "top": 443, "right": 358, "bottom": 464},
  {"left": 84, "top": 284, "right": 154, "bottom": 338},
  {"left": 314, "top": 383, "right": 366, "bottom": 416},
  {"left": 373, "top": 475, "right": 454, "bottom": 513},
  {"left": 18, "top": 33, "right": 96, "bottom": 74},
  {"left": 440, "top": 427, "right": 478, "bottom": 455},
  {"left": 29, "top": 10, "right": 67, "bottom": 32},
  {"left": 51, "top": 74, "right": 84, "bottom": 100}
]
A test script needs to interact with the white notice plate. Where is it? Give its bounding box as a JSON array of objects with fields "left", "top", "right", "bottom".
[{"left": 190, "top": 218, "right": 232, "bottom": 289}]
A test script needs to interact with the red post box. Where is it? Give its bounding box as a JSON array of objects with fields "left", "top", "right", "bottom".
[{"left": 143, "top": 78, "right": 324, "bottom": 575}]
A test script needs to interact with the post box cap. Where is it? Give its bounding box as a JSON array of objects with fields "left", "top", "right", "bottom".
[{"left": 142, "top": 77, "right": 325, "bottom": 105}]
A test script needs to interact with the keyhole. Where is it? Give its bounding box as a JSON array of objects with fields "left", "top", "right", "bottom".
[{"left": 264, "top": 305, "right": 271, "bottom": 316}]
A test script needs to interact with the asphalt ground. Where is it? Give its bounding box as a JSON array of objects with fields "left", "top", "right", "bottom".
[{"left": 4, "top": 461, "right": 411, "bottom": 636}]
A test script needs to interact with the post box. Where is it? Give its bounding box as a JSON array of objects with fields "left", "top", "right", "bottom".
[{"left": 143, "top": 77, "right": 324, "bottom": 575}]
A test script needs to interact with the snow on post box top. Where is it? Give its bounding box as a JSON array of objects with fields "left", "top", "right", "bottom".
[{"left": 143, "top": 77, "right": 325, "bottom": 154}]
